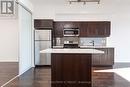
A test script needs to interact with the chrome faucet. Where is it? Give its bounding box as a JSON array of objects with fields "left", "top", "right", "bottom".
[{"left": 89, "top": 40, "right": 95, "bottom": 46}]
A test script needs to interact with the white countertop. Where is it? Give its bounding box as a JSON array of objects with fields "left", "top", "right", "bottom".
[{"left": 40, "top": 48, "right": 104, "bottom": 54}]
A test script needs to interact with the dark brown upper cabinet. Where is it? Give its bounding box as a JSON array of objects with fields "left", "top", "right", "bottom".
[
  {"left": 53, "top": 21, "right": 110, "bottom": 37},
  {"left": 34, "top": 19, "right": 53, "bottom": 29},
  {"left": 53, "top": 22, "right": 64, "bottom": 37},
  {"left": 79, "top": 22, "right": 88, "bottom": 37},
  {"left": 80, "top": 21, "right": 110, "bottom": 37}
]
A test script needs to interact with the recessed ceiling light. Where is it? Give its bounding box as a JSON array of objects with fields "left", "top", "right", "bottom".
[{"left": 68, "top": 0, "right": 100, "bottom": 4}]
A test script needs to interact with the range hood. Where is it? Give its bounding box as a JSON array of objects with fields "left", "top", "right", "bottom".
[{"left": 69, "top": 0, "right": 100, "bottom": 4}]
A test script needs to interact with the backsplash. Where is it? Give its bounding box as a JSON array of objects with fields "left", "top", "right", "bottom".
[
  {"left": 80, "top": 38, "right": 106, "bottom": 46},
  {"left": 54, "top": 37, "right": 107, "bottom": 46},
  {"left": 55, "top": 37, "right": 79, "bottom": 46}
]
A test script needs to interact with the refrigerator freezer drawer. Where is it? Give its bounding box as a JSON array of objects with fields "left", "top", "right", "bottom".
[
  {"left": 35, "top": 41, "right": 51, "bottom": 65},
  {"left": 35, "top": 52, "right": 51, "bottom": 65}
]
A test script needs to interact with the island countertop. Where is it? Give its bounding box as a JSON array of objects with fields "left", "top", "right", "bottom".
[{"left": 40, "top": 48, "right": 104, "bottom": 54}]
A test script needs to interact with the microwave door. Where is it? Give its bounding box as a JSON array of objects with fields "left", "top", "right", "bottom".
[
  {"left": 63, "top": 29, "right": 79, "bottom": 36},
  {"left": 64, "top": 31, "right": 75, "bottom": 36}
]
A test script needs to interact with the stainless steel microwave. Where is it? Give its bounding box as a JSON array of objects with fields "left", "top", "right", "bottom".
[{"left": 63, "top": 28, "right": 80, "bottom": 36}]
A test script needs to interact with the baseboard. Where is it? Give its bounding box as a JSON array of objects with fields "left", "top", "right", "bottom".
[
  {"left": 92, "top": 65, "right": 113, "bottom": 67},
  {"left": 0, "top": 60, "right": 19, "bottom": 62},
  {"left": 115, "top": 61, "right": 130, "bottom": 63},
  {"left": 35, "top": 65, "right": 51, "bottom": 68},
  {"left": 19, "top": 67, "right": 32, "bottom": 75}
]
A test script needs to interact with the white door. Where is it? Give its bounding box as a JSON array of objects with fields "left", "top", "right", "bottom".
[{"left": 19, "top": 4, "right": 33, "bottom": 75}]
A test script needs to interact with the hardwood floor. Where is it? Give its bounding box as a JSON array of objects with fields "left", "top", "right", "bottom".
[
  {"left": 0, "top": 62, "right": 18, "bottom": 86},
  {"left": 4, "top": 63, "right": 130, "bottom": 87},
  {"left": 92, "top": 67, "right": 130, "bottom": 87}
]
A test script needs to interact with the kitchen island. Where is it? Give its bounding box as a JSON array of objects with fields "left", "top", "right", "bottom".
[{"left": 40, "top": 49, "right": 104, "bottom": 87}]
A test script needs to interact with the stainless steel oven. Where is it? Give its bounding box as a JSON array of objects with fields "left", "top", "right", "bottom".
[{"left": 63, "top": 28, "right": 80, "bottom": 36}]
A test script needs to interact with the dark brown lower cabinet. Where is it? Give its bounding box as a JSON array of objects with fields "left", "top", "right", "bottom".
[
  {"left": 51, "top": 53, "right": 92, "bottom": 87},
  {"left": 92, "top": 48, "right": 114, "bottom": 66}
]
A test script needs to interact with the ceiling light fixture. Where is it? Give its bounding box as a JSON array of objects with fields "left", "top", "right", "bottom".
[{"left": 69, "top": 0, "right": 100, "bottom": 4}]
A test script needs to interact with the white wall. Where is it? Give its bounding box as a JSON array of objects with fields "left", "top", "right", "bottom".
[
  {"left": 0, "top": 0, "right": 33, "bottom": 62},
  {"left": 31, "top": 0, "right": 130, "bottom": 62},
  {"left": 0, "top": 18, "right": 19, "bottom": 62}
]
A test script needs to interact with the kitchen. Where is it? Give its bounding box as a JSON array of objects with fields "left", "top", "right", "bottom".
[
  {"left": 34, "top": 20, "right": 114, "bottom": 66},
  {"left": 34, "top": 19, "right": 114, "bottom": 87},
  {"left": 0, "top": 0, "right": 130, "bottom": 87}
]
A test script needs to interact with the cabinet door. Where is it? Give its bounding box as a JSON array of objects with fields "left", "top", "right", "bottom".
[
  {"left": 98, "top": 48, "right": 109, "bottom": 65},
  {"left": 92, "top": 48, "right": 114, "bottom": 66},
  {"left": 86, "top": 22, "right": 110, "bottom": 37},
  {"left": 92, "top": 48, "right": 108, "bottom": 66},
  {"left": 34, "top": 19, "right": 53, "bottom": 29},
  {"left": 87, "top": 22, "right": 103, "bottom": 37},
  {"left": 51, "top": 54, "right": 91, "bottom": 87},
  {"left": 107, "top": 48, "right": 114, "bottom": 65},
  {"left": 92, "top": 54, "right": 101, "bottom": 66},
  {"left": 80, "top": 22, "right": 88, "bottom": 37},
  {"left": 87, "top": 22, "right": 99, "bottom": 37},
  {"left": 105, "top": 22, "right": 111, "bottom": 37},
  {"left": 97, "top": 22, "right": 110, "bottom": 37},
  {"left": 98, "top": 48, "right": 114, "bottom": 66},
  {"left": 54, "top": 22, "right": 64, "bottom": 37}
]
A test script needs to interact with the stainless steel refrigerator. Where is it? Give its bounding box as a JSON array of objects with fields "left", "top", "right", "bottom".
[{"left": 35, "top": 30, "right": 51, "bottom": 65}]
